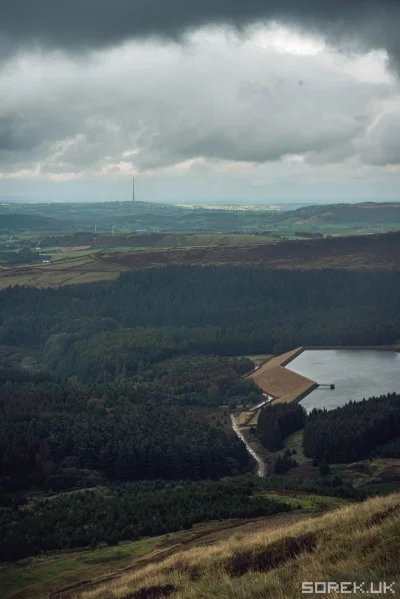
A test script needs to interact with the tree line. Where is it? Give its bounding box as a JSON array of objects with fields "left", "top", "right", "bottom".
[
  {"left": 257, "top": 393, "right": 400, "bottom": 466},
  {"left": 0, "top": 374, "right": 251, "bottom": 494},
  {"left": 1, "top": 266, "right": 399, "bottom": 380},
  {"left": 303, "top": 393, "right": 400, "bottom": 463},
  {"left": 1, "top": 265, "right": 399, "bottom": 563},
  {"left": 257, "top": 403, "right": 306, "bottom": 451},
  {"left": 0, "top": 478, "right": 290, "bottom": 561}
]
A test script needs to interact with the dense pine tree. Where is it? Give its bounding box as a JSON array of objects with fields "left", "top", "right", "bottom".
[
  {"left": 1, "top": 267, "right": 399, "bottom": 380},
  {"left": 303, "top": 393, "right": 400, "bottom": 463},
  {"left": 0, "top": 376, "right": 250, "bottom": 493},
  {"left": 257, "top": 403, "right": 306, "bottom": 451}
]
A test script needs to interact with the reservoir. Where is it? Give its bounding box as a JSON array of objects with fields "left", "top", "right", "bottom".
[{"left": 287, "top": 349, "right": 400, "bottom": 412}]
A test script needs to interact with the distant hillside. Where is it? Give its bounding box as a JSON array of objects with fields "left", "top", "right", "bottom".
[
  {"left": 92, "top": 232, "right": 273, "bottom": 248},
  {"left": 0, "top": 213, "right": 74, "bottom": 232},
  {"left": 3, "top": 201, "right": 400, "bottom": 234},
  {"left": 2, "top": 231, "right": 400, "bottom": 289},
  {"left": 103, "top": 231, "right": 400, "bottom": 272},
  {"left": 67, "top": 493, "right": 400, "bottom": 599},
  {"left": 281, "top": 202, "right": 400, "bottom": 226},
  {"left": 0, "top": 202, "right": 282, "bottom": 232}
]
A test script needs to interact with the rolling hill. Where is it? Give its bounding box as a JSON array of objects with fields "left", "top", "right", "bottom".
[
  {"left": 46, "top": 493, "right": 400, "bottom": 599},
  {"left": 102, "top": 230, "right": 400, "bottom": 271},
  {"left": 1, "top": 230, "right": 400, "bottom": 289},
  {"left": 0, "top": 213, "right": 75, "bottom": 232},
  {"left": 280, "top": 202, "right": 400, "bottom": 226}
]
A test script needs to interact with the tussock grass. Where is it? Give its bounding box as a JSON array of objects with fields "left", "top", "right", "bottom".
[
  {"left": 78, "top": 494, "right": 400, "bottom": 599},
  {"left": 235, "top": 412, "right": 254, "bottom": 425}
]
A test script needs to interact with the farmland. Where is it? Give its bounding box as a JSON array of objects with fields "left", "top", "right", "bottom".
[
  {"left": 101, "top": 230, "right": 400, "bottom": 271},
  {"left": 92, "top": 232, "right": 275, "bottom": 248},
  {"left": 3, "top": 200, "right": 400, "bottom": 236},
  {"left": 0, "top": 255, "right": 128, "bottom": 289},
  {"left": 1, "top": 230, "right": 400, "bottom": 289}
]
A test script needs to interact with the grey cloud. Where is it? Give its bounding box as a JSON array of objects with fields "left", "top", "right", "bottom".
[
  {"left": 0, "top": 115, "right": 41, "bottom": 152},
  {"left": 359, "top": 109, "right": 400, "bottom": 165},
  {"left": 130, "top": 61, "right": 389, "bottom": 168},
  {"left": 1, "top": 0, "right": 400, "bottom": 71},
  {"left": 0, "top": 33, "right": 397, "bottom": 176}
]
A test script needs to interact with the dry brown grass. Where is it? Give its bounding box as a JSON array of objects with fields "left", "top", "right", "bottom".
[
  {"left": 2, "top": 231, "right": 400, "bottom": 289},
  {"left": 235, "top": 412, "right": 254, "bottom": 425},
  {"left": 245, "top": 412, "right": 260, "bottom": 426},
  {"left": 102, "top": 231, "right": 400, "bottom": 272},
  {"left": 249, "top": 348, "right": 316, "bottom": 404},
  {"left": 0, "top": 256, "right": 128, "bottom": 289},
  {"left": 251, "top": 365, "right": 315, "bottom": 404},
  {"left": 76, "top": 493, "right": 400, "bottom": 599},
  {"left": 255, "top": 347, "right": 304, "bottom": 369}
]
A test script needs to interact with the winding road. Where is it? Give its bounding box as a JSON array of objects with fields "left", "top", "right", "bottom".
[{"left": 230, "top": 414, "right": 265, "bottom": 477}]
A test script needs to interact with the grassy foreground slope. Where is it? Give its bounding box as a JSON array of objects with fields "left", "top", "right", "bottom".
[
  {"left": 78, "top": 494, "right": 400, "bottom": 599},
  {"left": 0, "top": 513, "right": 318, "bottom": 599}
]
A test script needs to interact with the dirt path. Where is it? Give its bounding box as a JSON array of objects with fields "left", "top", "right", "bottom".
[
  {"left": 48, "top": 512, "right": 316, "bottom": 599},
  {"left": 230, "top": 414, "right": 265, "bottom": 477},
  {"left": 5, "top": 509, "right": 322, "bottom": 599}
]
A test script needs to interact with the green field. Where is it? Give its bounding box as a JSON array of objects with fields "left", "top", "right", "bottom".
[
  {"left": 53, "top": 494, "right": 400, "bottom": 599},
  {"left": 0, "top": 255, "right": 127, "bottom": 289},
  {"left": 93, "top": 232, "right": 276, "bottom": 249},
  {"left": 44, "top": 248, "right": 96, "bottom": 261},
  {"left": 282, "top": 429, "right": 309, "bottom": 464},
  {"left": 0, "top": 232, "right": 276, "bottom": 270},
  {"left": 253, "top": 491, "right": 347, "bottom": 510},
  {"left": 0, "top": 537, "right": 160, "bottom": 599},
  {"left": 245, "top": 354, "right": 273, "bottom": 367},
  {"left": 0, "top": 485, "right": 347, "bottom": 599}
]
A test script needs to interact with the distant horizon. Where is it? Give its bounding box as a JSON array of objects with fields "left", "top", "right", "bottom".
[
  {"left": 2, "top": 8, "right": 400, "bottom": 208},
  {"left": 1, "top": 196, "right": 399, "bottom": 207}
]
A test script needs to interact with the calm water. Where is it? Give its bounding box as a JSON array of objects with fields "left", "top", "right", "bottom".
[{"left": 287, "top": 350, "right": 400, "bottom": 411}]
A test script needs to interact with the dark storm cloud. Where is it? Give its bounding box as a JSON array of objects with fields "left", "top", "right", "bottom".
[
  {"left": 2, "top": 0, "right": 400, "bottom": 68},
  {"left": 0, "top": 31, "right": 397, "bottom": 175},
  {"left": 0, "top": 116, "right": 41, "bottom": 152}
]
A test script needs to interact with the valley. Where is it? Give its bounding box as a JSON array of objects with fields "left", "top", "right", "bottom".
[
  {"left": 1, "top": 201, "right": 400, "bottom": 598},
  {"left": 4, "top": 0, "right": 400, "bottom": 587}
]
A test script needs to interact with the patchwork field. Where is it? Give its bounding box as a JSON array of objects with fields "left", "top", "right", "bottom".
[
  {"left": 1, "top": 230, "right": 400, "bottom": 289},
  {"left": 0, "top": 255, "right": 128, "bottom": 289},
  {"left": 103, "top": 231, "right": 400, "bottom": 271},
  {"left": 93, "top": 233, "right": 275, "bottom": 248}
]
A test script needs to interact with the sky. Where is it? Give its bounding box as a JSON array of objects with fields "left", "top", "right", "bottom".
[{"left": 1, "top": 1, "right": 400, "bottom": 204}]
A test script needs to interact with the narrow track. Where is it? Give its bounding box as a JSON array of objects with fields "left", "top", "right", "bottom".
[{"left": 230, "top": 414, "right": 265, "bottom": 477}]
